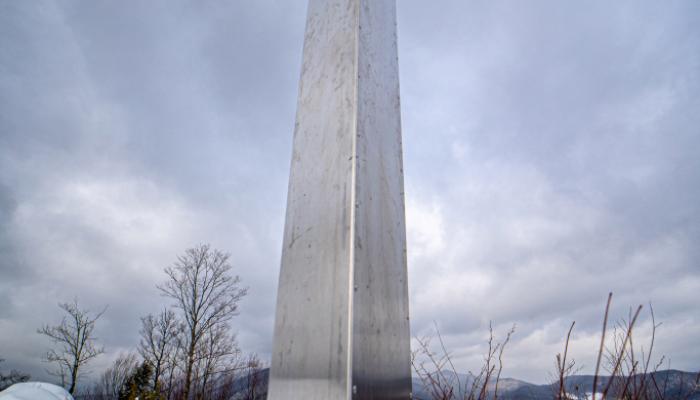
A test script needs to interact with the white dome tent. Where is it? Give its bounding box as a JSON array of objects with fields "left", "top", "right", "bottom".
[{"left": 0, "top": 382, "right": 74, "bottom": 400}]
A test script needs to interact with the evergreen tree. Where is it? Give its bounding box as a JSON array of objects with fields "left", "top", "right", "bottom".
[{"left": 118, "top": 361, "right": 161, "bottom": 400}]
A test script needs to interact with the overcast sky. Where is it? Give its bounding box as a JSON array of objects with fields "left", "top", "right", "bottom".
[{"left": 1, "top": 0, "right": 699, "bottom": 385}]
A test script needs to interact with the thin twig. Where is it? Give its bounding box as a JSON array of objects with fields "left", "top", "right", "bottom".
[
  {"left": 593, "top": 293, "right": 613, "bottom": 400},
  {"left": 435, "top": 321, "right": 462, "bottom": 397},
  {"left": 494, "top": 325, "right": 515, "bottom": 400},
  {"left": 602, "top": 304, "right": 643, "bottom": 399}
]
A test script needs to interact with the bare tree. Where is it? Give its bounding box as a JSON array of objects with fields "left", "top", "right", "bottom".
[
  {"left": 158, "top": 244, "right": 248, "bottom": 400},
  {"left": 139, "top": 308, "right": 178, "bottom": 393},
  {"left": 37, "top": 299, "right": 106, "bottom": 394}
]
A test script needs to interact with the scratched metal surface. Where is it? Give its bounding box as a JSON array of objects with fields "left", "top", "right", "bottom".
[
  {"left": 268, "top": 1, "right": 410, "bottom": 399},
  {"left": 352, "top": 1, "right": 412, "bottom": 399}
]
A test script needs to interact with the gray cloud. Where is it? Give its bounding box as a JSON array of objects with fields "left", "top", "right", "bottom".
[
  {"left": 1, "top": 0, "right": 698, "bottom": 385},
  {"left": 399, "top": 0, "right": 700, "bottom": 382}
]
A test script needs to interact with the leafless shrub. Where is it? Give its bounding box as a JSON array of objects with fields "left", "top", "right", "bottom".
[
  {"left": 414, "top": 293, "right": 698, "bottom": 400},
  {"left": 552, "top": 293, "right": 699, "bottom": 400},
  {"left": 412, "top": 322, "right": 515, "bottom": 400},
  {"left": 553, "top": 321, "right": 582, "bottom": 400}
]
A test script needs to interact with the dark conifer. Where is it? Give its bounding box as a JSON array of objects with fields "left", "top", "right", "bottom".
[{"left": 118, "top": 361, "right": 160, "bottom": 400}]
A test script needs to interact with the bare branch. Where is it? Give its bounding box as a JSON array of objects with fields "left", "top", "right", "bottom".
[{"left": 593, "top": 292, "right": 613, "bottom": 400}]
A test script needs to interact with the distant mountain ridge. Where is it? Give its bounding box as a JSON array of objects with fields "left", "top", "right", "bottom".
[
  {"left": 411, "top": 369, "right": 700, "bottom": 400},
  {"left": 230, "top": 369, "right": 699, "bottom": 400}
]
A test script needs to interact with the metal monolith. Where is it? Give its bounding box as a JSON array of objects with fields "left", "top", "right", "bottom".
[{"left": 268, "top": 1, "right": 411, "bottom": 398}]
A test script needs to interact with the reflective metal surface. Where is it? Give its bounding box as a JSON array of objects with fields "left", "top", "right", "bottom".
[{"left": 268, "top": 1, "right": 410, "bottom": 398}]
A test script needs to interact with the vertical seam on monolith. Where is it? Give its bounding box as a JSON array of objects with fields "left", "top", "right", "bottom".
[{"left": 347, "top": 0, "right": 361, "bottom": 397}]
